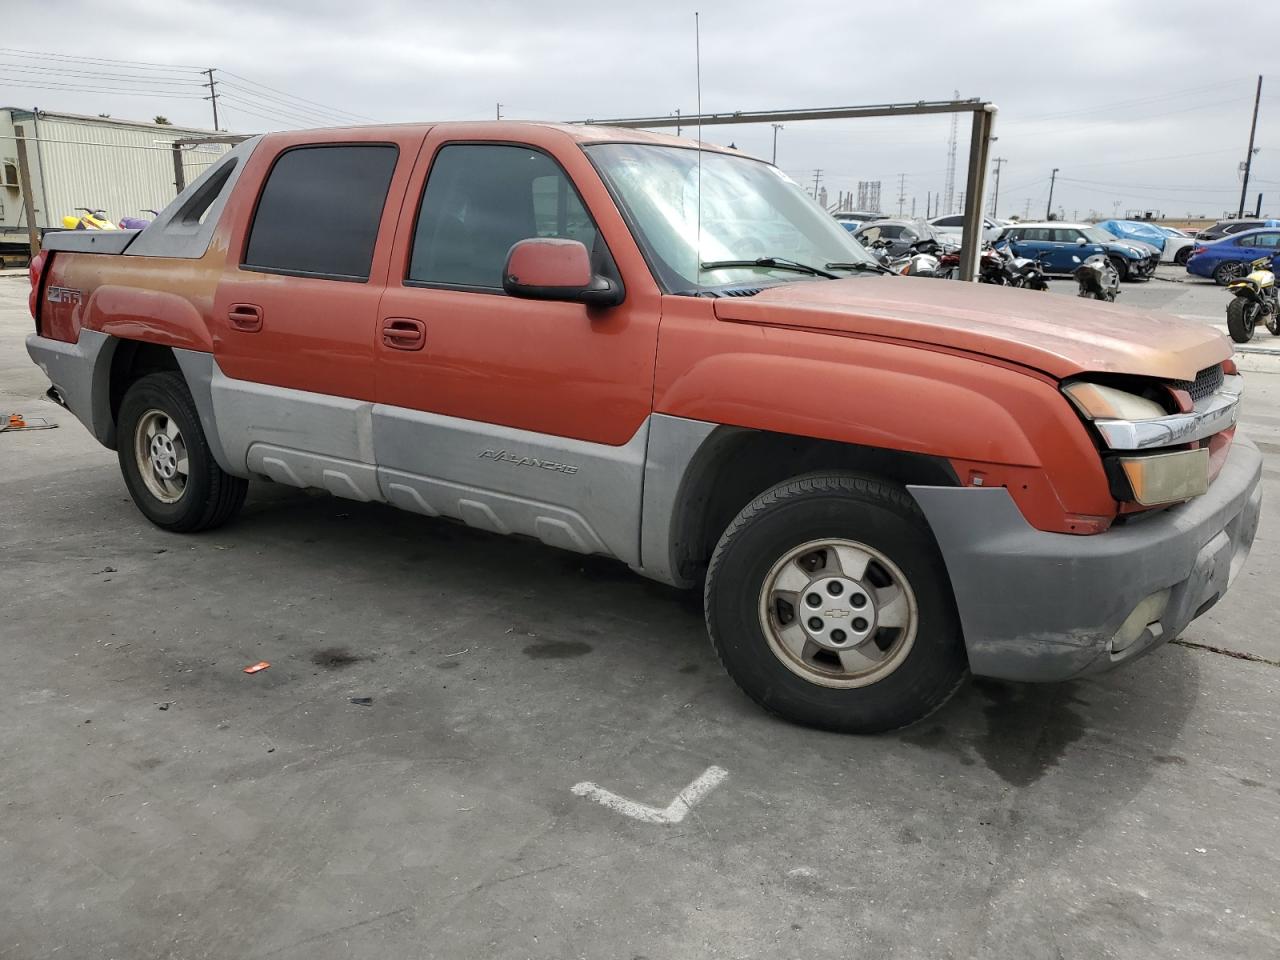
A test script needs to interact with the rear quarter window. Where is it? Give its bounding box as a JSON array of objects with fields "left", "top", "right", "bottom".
[{"left": 243, "top": 144, "right": 399, "bottom": 282}]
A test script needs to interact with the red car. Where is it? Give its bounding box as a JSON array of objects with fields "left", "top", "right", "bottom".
[{"left": 26, "top": 122, "right": 1261, "bottom": 732}]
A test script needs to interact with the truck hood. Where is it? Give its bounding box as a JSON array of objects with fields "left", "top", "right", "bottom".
[{"left": 711, "top": 276, "right": 1229, "bottom": 381}]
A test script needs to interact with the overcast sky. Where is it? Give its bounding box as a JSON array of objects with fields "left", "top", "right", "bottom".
[{"left": 4, "top": 0, "right": 1278, "bottom": 220}]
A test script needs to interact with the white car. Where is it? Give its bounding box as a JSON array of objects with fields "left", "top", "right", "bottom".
[
  {"left": 928, "top": 214, "right": 1006, "bottom": 245},
  {"left": 1156, "top": 226, "right": 1197, "bottom": 266}
]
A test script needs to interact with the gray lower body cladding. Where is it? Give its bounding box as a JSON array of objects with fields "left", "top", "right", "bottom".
[
  {"left": 26, "top": 330, "right": 117, "bottom": 446},
  {"left": 910, "top": 436, "right": 1263, "bottom": 682}
]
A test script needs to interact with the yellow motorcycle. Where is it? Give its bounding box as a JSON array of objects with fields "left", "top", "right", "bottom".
[
  {"left": 60, "top": 207, "right": 117, "bottom": 231},
  {"left": 1226, "top": 256, "right": 1279, "bottom": 344}
]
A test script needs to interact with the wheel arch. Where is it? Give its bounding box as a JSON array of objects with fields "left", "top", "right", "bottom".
[{"left": 638, "top": 418, "right": 958, "bottom": 588}]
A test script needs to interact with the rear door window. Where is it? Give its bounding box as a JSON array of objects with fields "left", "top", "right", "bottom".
[
  {"left": 933, "top": 216, "right": 963, "bottom": 227},
  {"left": 243, "top": 144, "right": 399, "bottom": 281}
]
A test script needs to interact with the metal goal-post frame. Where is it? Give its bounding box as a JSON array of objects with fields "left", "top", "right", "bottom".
[{"left": 580, "top": 99, "right": 996, "bottom": 282}]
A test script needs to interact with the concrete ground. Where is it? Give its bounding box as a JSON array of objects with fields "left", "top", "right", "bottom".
[{"left": 1, "top": 269, "right": 1278, "bottom": 960}]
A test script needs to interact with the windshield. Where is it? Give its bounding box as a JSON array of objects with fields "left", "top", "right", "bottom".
[
  {"left": 1081, "top": 226, "right": 1119, "bottom": 244},
  {"left": 585, "top": 142, "right": 880, "bottom": 291}
]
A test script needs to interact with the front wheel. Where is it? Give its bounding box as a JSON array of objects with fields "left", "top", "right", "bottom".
[
  {"left": 1109, "top": 256, "right": 1130, "bottom": 282},
  {"left": 704, "top": 473, "right": 967, "bottom": 733},
  {"left": 1226, "top": 297, "right": 1259, "bottom": 344},
  {"left": 117, "top": 372, "right": 248, "bottom": 532},
  {"left": 1174, "top": 247, "right": 1191, "bottom": 266}
]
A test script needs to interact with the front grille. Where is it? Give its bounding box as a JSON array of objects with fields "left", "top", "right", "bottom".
[{"left": 1175, "top": 364, "right": 1225, "bottom": 404}]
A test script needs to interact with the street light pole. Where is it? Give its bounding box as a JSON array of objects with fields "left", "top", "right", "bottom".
[
  {"left": 1046, "top": 167, "right": 1059, "bottom": 220},
  {"left": 771, "top": 123, "right": 783, "bottom": 164}
]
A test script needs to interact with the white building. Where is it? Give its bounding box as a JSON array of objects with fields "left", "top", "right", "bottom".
[{"left": 0, "top": 108, "right": 232, "bottom": 247}]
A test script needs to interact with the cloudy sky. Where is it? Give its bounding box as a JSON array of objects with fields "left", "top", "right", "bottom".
[{"left": 4, "top": 0, "right": 1278, "bottom": 220}]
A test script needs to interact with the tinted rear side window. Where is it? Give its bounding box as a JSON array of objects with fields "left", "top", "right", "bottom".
[{"left": 244, "top": 144, "right": 398, "bottom": 281}]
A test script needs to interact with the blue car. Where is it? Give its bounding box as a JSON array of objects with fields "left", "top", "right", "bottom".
[
  {"left": 998, "top": 222, "right": 1158, "bottom": 281},
  {"left": 1185, "top": 227, "right": 1280, "bottom": 284}
]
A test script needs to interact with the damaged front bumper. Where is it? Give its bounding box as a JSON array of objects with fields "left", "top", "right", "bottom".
[{"left": 908, "top": 435, "right": 1263, "bottom": 682}]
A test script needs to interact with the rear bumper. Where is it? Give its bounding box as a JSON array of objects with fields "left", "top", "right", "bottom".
[
  {"left": 26, "top": 330, "right": 116, "bottom": 446},
  {"left": 908, "top": 436, "right": 1262, "bottom": 682}
]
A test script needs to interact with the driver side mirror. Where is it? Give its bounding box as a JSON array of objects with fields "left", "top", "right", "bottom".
[
  {"left": 503, "top": 238, "right": 623, "bottom": 307},
  {"left": 1076, "top": 237, "right": 1088, "bottom": 246}
]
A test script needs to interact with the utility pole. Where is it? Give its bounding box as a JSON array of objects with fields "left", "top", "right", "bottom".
[
  {"left": 1046, "top": 168, "right": 1059, "bottom": 220},
  {"left": 496, "top": 103, "right": 503, "bottom": 120},
  {"left": 202, "top": 68, "right": 220, "bottom": 131},
  {"left": 911, "top": 197, "right": 916, "bottom": 218},
  {"left": 675, "top": 108, "right": 681, "bottom": 136},
  {"left": 926, "top": 190, "right": 931, "bottom": 219},
  {"left": 1023, "top": 198, "right": 1031, "bottom": 220},
  {"left": 1238, "top": 75, "right": 1263, "bottom": 218},
  {"left": 812, "top": 169, "right": 823, "bottom": 200},
  {"left": 990, "top": 157, "right": 1006, "bottom": 218},
  {"left": 771, "top": 123, "right": 783, "bottom": 164},
  {"left": 896, "top": 173, "right": 907, "bottom": 216}
]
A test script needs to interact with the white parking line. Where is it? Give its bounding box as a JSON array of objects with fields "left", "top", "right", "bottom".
[{"left": 572, "top": 765, "right": 729, "bottom": 824}]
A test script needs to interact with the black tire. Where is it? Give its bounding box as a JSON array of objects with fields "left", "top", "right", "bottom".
[
  {"left": 1214, "top": 261, "right": 1245, "bottom": 286},
  {"left": 704, "top": 473, "right": 967, "bottom": 734},
  {"left": 1226, "top": 298, "right": 1258, "bottom": 344},
  {"left": 1109, "top": 256, "right": 1130, "bottom": 282},
  {"left": 1174, "top": 247, "right": 1191, "bottom": 266},
  {"left": 116, "top": 371, "right": 247, "bottom": 532}
]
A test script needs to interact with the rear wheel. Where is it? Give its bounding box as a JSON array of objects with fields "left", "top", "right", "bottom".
[
  {"left": 704, "top": 473, "right": 967, "bottom": 734},
  {"left": 1226, "top": 297, "right": 1259, "bottom": 344},
  {"left": 117, "top": 372, "right": 247, "bottom": 532},
  {"left": 1215, "top": 261, "right": 1246, "bottom": 285}
]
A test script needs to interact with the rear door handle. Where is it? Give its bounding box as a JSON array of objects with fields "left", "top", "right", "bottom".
[
  {"left": 228, "top": 303, "right": 263, "bottom": 332},
  {"left": 382, "top": 317, "right": 426, "bottom": 351}
]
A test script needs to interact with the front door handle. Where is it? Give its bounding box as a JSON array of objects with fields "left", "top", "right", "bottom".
[
  {"left": 228, "top": 303, "right": 263, "bottom": 332},
  {"left": 382, "top": 317, "right": 426, "bottom": 351}
]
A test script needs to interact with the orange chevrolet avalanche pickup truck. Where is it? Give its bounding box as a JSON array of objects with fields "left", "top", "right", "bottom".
[{"left": 26, "top": 122, "right": 1261, "bottom": 732}]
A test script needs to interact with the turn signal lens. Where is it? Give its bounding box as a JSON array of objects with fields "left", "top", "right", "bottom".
[
  {"left": 1118, "top": 449, "right": 1209, "bottom": 505},
  {"left": 1063, "top": 382, "right": 1166, "bottom": 421}
]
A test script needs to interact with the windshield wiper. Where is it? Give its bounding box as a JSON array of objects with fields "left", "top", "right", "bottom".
[
  {"left": 826, "top": 261, "right": 895, "bottom": 276},
  {"left": 699, "top": 256, "right": 838, "bottom": 279}
]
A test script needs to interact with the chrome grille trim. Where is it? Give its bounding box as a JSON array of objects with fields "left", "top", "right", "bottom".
[{"left": 1094, "top": 375, "right": 1241, "bottom": 451}]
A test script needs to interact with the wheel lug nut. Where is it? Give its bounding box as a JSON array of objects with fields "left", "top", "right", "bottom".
[
  {"left": 827, "top": 582, "right": 844, "bottom": 596},
  {"left": 830, "top": 629, "right": 846, "bottom": 644},
  {"left": 806, "top": 593, "right": 822, "bottom": 607},
  {"left": 853, "top": 617, "right": 869, "bottom": 631},
  {"left": 851, "top": 593, "right": 867, "bottom": 608},
  {"left": 807, "top": 617, "right": 824, "bottom": 631}
]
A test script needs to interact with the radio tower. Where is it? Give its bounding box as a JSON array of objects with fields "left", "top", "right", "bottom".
[{"left": 943, "top": 89, "right": 959, "bottom": 215}]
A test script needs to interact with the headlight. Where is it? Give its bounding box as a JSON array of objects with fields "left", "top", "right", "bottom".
[{"left": 1063, "top": 382, "right": 1167, "bottom": 420}]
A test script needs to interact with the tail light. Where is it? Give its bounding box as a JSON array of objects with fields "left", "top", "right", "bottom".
[
  {"left": 1191, "top": 246, "right": 1207, "bottom": 257},
  {"left": 27, "top": 249, "right": 47, "bottom": 325}
]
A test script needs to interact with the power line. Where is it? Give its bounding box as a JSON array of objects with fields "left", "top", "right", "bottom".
[
  {"left": 217, "top": 69, "right": 373, "bottom": 122},
  {"left": 0, "top": 46, "right": 202, "bottom": 71},
  {"left": 1002, "top": 78, "right": 1251, "bottom": 126},
  {"left": 218, "top": 92, "right": 349, "bottom": 129},
  {"left": 0, "top": 75, "right": 203, "bottom": 98},
  {"left": 0, "top": 60, "right": 204, "bottom": 84},
  {"left": 217, "top": 79, "right": 366, "bottom": 125}
]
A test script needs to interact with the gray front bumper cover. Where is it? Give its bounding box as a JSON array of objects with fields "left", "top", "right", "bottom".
[{"left": 909, "top": 436, "right": 1263, "bottom": 682}]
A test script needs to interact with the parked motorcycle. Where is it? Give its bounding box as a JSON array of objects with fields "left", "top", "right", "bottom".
[
  {"left": 869, "top": 237, "right": 943, "bottom": 277},
  {"left": 61, "top": 207, "right": 117, "bottom": 230},
  {"left": 119, "top": 209, "right": 160, "bottom": 230},
  {"left": 1072, "top": 254, "right": 1121, "bottom": 302},
  {"left": 989, "top": 242, "right": 1049, "bottom": 290},
  {"left": 1225, "top": 256, "right": 1279, "bottom": 344}
]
